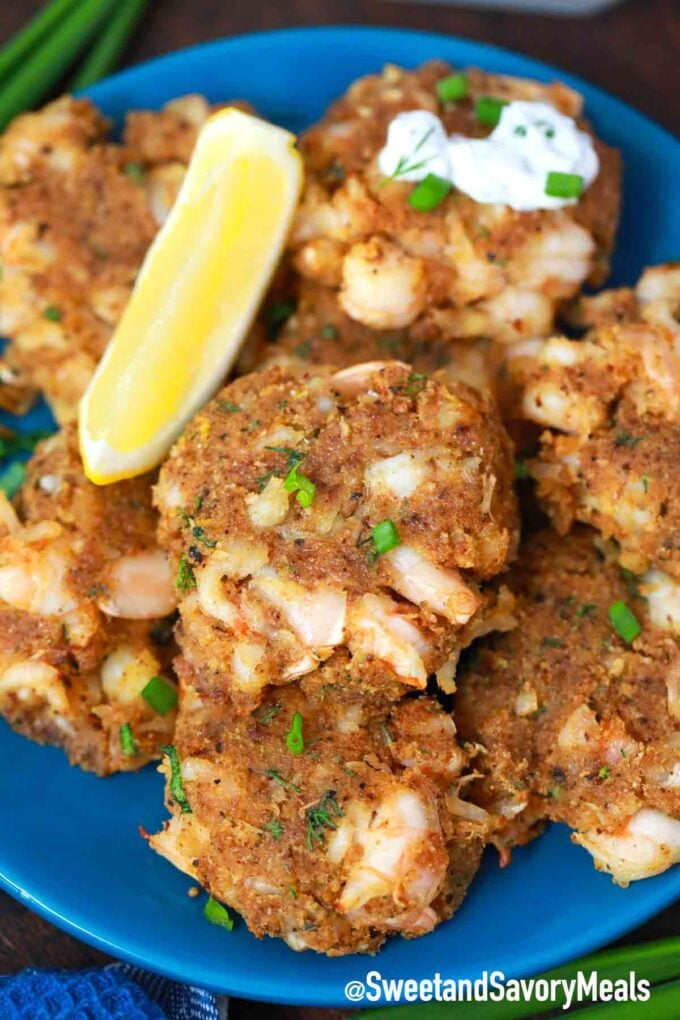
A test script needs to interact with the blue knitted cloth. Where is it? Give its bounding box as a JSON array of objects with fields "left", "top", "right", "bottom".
[{"left": 0, "top": 964, "right": 226, "bottom": 1020}]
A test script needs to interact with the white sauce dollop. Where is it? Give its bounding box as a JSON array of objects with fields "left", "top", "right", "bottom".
[{"left": 377, "top": 101, "right": 599, "bottom": 212}]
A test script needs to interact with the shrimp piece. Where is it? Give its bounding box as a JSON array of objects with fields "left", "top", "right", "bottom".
[
  {"left": 98, "top": 550, "right": 175, "bottom": 619},
  {"left": 575, "top": 809, "right": 680, "bottom": 885},
  {"left": 340, "top": 238, "right": 427, "bottom": 329}
]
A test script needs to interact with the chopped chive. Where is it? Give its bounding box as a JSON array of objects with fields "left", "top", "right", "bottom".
[
  {"left": 642, "top": 474, "right": 650, "bottom": 493},
  {"left": 545, "top": 171, "right": 584, "bottom": 200},
  {"left": 437, "top": 72, "right": 468, "bottom": 103},
  {"left": 285, "top": 712, "right": 305, "bottom": 756},
  {"left": 218, "top": 399, "right": 242, "bottom": 413},
  {"left": 372, "top": 519, "right": 400, "bottom": 556},
  {"left": 608, "top": 600, "right": 641, "bottom": 644},
  {"left": 204, "top": 896, "right": 234, "bottom": 931},
  {"left": 161, "top": 744, "right": 192, "bottom": 814},
  {"left": 475, "top": 96, "right": 508, "bottom": 127},
  {"left": 44, "top": 305, "right": 62, "bottom": 322},
  {"left": 408, "top": 173, "right": 451, "bottom": 212},
  {"left": 122, "top": 161, "right": 144, "bottom": 181},
  {"left": 0, "top": 461, "right": 26, "bottom": 498},
  {"left": 119, "top": 722, "right": 139, "bottom": 757},
  {"left": 141, "top": 675, "right": 178, "bottom": 716},
  {"left": 284, "top": 465, "right": 316, "bottom": 508},
  {"left": 0, "top": 0, "right": 82, "bottom": 84},
  {"left": 598, "top": 765, "right": 612, "bottom": 780},
  {"left": 176, "top": 554, "right": 196, "bottom": 593}
]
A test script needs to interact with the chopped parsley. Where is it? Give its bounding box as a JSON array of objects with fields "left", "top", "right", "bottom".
[
  {"left": 598, "top": 766, "right": 612, "bottom": 781},
  {"left": 306, "top": 790, "right": 343, "bottom": 851},
  {"left": 614, "top": 432, "right": 642, "bottom": 449},
  {"left": 285, "top": 712, "right": 305, "bottom": 755},
  {"left": 123, "top": 161, "right": 145, "bottom": 181},
  {"left": 204, "top": 896, "right": 234, "bottom": 931},
  {"left": 218, "top": 399, "right": 242, "bottom": 413},
  {"left": 119, "top": 723, "right": 139, "bottom": 757},
  {"left": 576, "top": 603, "right": 597, "bottom": 619},
  {"left": 405, "top": 372, "right": 427, "bottom": 397},
  {"left": 265, "top": 769, "right": 301, "bottom": 793},
  {"left": 642, "top": 474, "right": 650, "bottom": 493},
  {"left": 176, "top": 554, "right": 196, "bottom": 592},
  {"left": 161, "top": 744, "right": 192, "bottom": 813},
  {"left": 43, "top": 305, "right": 62, "bottom": 322},
  {"left": 320, "top": 323, "right": 338, "bottom": 339},
  {"left": 263, "top": 819, "right": 284, "bottom": 840},
  {"left": 542, "top": 636, "right": 563, "bottom": 648},
  {"left": 254, "top": 704, "right": 281, "bottom": 725},
  {"left": 608, "top": 600, "right": 641, "bottom": 644},
  {"left": 141, "top": 676, "right": 178, "bottom": 716}
]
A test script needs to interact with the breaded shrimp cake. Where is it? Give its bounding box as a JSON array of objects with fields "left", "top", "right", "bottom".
[
  {"left": 240, "top": 278, "right": 506, "bottom": 401},
  {"left": 155, "top": 361, "right": 519, "bottom": 710},
  {"left": 566, "top": 263, "right": 680, "bottom": 342},
  {"left": 0, "top": 427, "right": 177, "bottom": 775},
  {"left": 0, "top": 94, "right": 212, "bottom": 422},
  {"left": 506, "top": 313, "right": 680, "bottom": 581},
  {"left": 290, "top": 61, "right": 620, "bottom": 338},
  {"left": 456, "top": 527, "right": 680, "bottom": 885},
  {"left": 150, "top": 676, "right": 485, "bottom": 955}
]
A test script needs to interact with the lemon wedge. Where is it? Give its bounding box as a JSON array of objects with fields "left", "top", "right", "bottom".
[{"left": 79, "top": 107, "right": 303, "bottom": 484}]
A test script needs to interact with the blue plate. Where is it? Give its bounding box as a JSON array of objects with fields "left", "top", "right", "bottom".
[{"left": 1, "top": 27, "right": 679, "bottom": 1008}]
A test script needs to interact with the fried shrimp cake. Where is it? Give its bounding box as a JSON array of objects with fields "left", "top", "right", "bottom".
[
  {"left": 155, "top": 361, "right": 519, "bottom": 710},
  {"left": 0, "top": 94, "right": 213, "bottom": 422},
  {"left": 290, "top": 61, "right": 620, "bottom": 338},
  {"left": 150, "top": 677, "right": 485, "bottom": 955},
  {"left": 0, "top": 427, "right": 177, "bottom": 775},
  {"left": 456, "top": 527, "right": 680, "bottom": 885},
  {"left": 240, "top": 278, "right": 506, "bottom": 402},
  {"left": 506, "top": 314, "right": 680, "bottom": 581}
]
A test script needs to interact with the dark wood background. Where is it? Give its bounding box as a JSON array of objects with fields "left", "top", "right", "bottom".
[{"left": 0, "top": 1, "right": 678, "bottom": 1016}]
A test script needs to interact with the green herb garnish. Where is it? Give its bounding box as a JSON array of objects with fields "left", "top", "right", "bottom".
[
  {"left": 265, "top": 769, "right": 301, "bottom": 793},
  {"left": 218, "top": 399, "right": 242, "bottom": 413},
  {"left": 409, "top": 173, "right": 451, "bottom": 212},
  {"left": 141, "top": 675, "right": 178, "bottom": 716},
  {"left": 255, "top": 704, "right": 281, "bottom": 725},
  {"left": 204, "top": 896, "right": 234, "bottom": 931},
  {"left": 285, "top": 711, "right": 305, "bottom": 755},
  {"left": 384, "top": 125, "right": 436, "bottom": 183},
  {"left": 161, "top": 744, "right": 191, "bottom": 814},
  {"left": 545, "top": 171, "right": 584, "bottom": 200},
  {"left": 44, "top": 305, "right": 62, "bottom": 321},
  {"left": 608, "top": 600, "right": 641, "bottom": 644},
  {"left": 372, "top": 519, "right": 401, "bottom": 556},
  {"left": 263, "top": 819, "right": 284, "bottom": 840},
  {"left": 176, "top": 554, "right": 196, "bottom": 592},
  {"left": 306, "top": 790, "right": 343, "bottom": 851},
  {"left": 123, "top": 161, "right": 144, "bottom": 181},
  {"left": 320, "top": 323, "right": 338, "bottom": 339},
  {"left": 576, "top": 603, "right": 597, "bottom": 619},
  {"left": 284, "top": 465, "right": 316, "bottom": 508},
  {"left": 436, "top": 73, "right": 468, "bottom": 103},
  {"left": 475, "top": 96, "right": 508, "bottom": 127},
  {"left": 615, "top": 431, "right": 643, "bottom": 449},
  {"left": 542, "top": 636, "right": 563, "bottom": 648},
  {"left": 0, "top": 461, "right": 26, "bottom": 498},
  {"left": 119, "top": 722, "right": 139, "bottom": 757},
  {"left": 598, "top": 766, "right": 612, "bottom": 780}
]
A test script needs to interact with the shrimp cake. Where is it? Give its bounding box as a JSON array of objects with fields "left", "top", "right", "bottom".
[
  {"left": 290, "top": 61, "right": 621, "bottom": 339},
  {"left": 0, "top": 94, "right": 212, "bottom": 422},
  {"left": 456, "top": 527, "right": 680, "bottom": 884},
  {"left": 506, "top": 311, "right": 680, "bottom": 580},
  {"left": 0, "top": 427, "right": 177, "bottom": 775},
  {"left": 241, "top": 278, "right": 506, "bottom": 402},
  {"left": 150, "top": 676, "right": 485, "bottom": 955},
  {"left": 155, "top": 361, "right": 519, "bottom": 711}
]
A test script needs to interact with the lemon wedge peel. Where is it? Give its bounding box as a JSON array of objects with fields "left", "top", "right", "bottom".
[{"left": 79, "top": 107, "right": 303, "bottom": 484}]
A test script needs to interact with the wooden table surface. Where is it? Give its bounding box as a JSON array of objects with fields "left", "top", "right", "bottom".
[{"left": 0, "top": 1, "right": 678, "bottom": 1016}]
